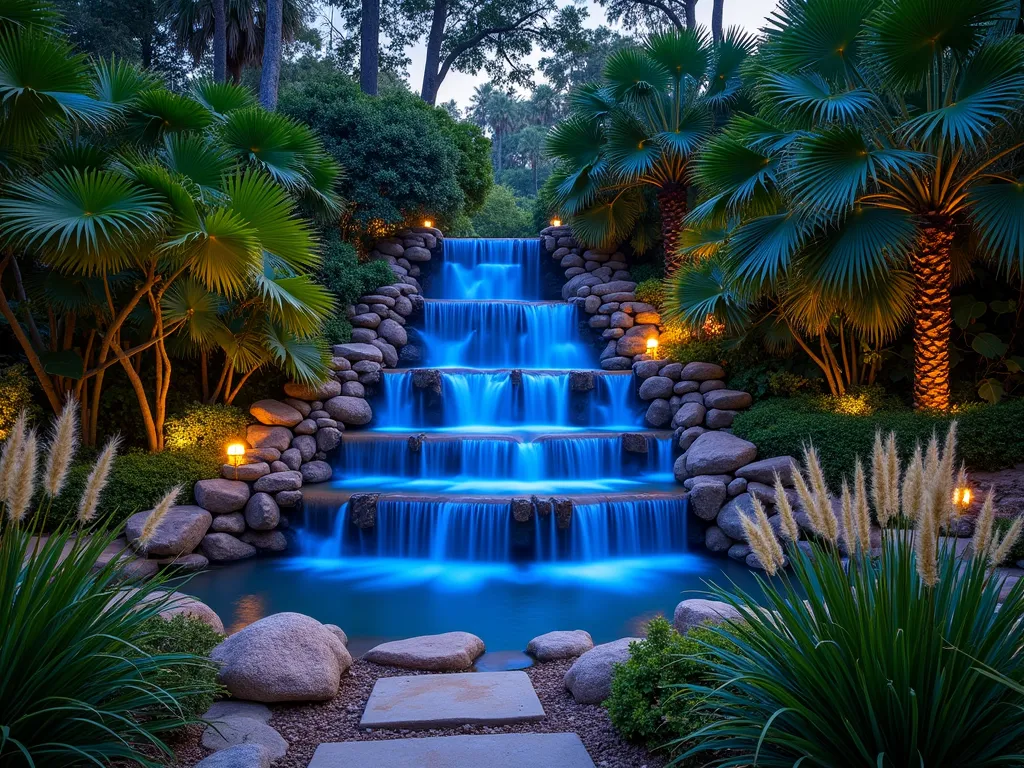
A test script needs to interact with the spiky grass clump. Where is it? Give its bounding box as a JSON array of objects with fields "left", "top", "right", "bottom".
[
  {"left": 680, "top": 423, "right": 1024, "bottom": 766},
  {"left": 0, "top": 405, "right": 216, "bottom": 765}
]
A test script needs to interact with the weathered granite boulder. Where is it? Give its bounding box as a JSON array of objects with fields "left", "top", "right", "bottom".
[
  {"left": 377, "top": 318, "right": 407, "bottom": 347},
  {"left": 300, "top": 460, "right": 332, "bottom": 483},
  {"left": 569, "top": 370, "right": 594, "bottom": 391},
  {"left": 324, "top": 396, "right": 373, "bottom": 426},
  {"left": 364, "top": 632, "right": 485, "bottom": 671},
  {"left": 211, "top": 613, "right": 352, "bottom": 702},
  {"left": 511, "top": 497, "right": 533, "bottom": 523},
  {"left": 194, "top": 743, "right": 272, "bottom": 768},
  {"left": 622, "top": 432, "right": 649, "bottom": 454},
  {"left": 685, "top": 432, "right": 758, "bottom": 475},
  {"left": 564, "top": 638, "right": 641, "bottom": 704},
  {"left": 249, "top": 400, "right": 303, "bottom": 428},
  {"left": 705, "top": 526, "right": 733, "bottom": 553},
  {"left": 125, "top": 505, "right": 211, "bottom": 557},
  {"left": 736, "top": 456, "right": 799, "bottom": 485},
  {"left": 246, "top": 425, "right": 293, "bottom": 453},
  {"left": 678, "top": 425, "right": 706, "bottom": 451},
  {"left": 672, "top": 402, "right": 706, "bottom": 429},
  {"left": 645, "top": 398, "right": 672, "bottom": 427},
  {"left": 253, "top": 471, "right": 302, "bottom": 494},
  {"left": 716, "top": 493, "right": 758, "bottom": 540},
  {"left": 282, "top": 379, "right": 341, "bottom": 401},
  {"left": 221, "top": 462, "right": 269, "bottom": 482},
  {"left": 673, "top": 598, "right": 742, "bottom": 634},
  {"left": 244, "top": 493, "right": 280, "bottom": 531},
  {"left": 240, "top": 530, "right": 288, "bottom": 552},
  {"left": 201, "top": 714, "right": 286, "bottom": 760},
  {"left": 688, "top": 480, "right": 728, "bottom": 521},
  {"left": 638, "top": 376, "right": 674, "bottom": 400},
  {"left": 315, "top": 427, "right": 342, "bottom": 453},
  {"left": 211, "top": 512, "right": 246, "bottom": 534},
  {"left": 291, "top": 434, "right": 316, "bottom": 462},
  {"left": 527, "top": 630, "right": 594, "bottom": 661},
  {"left": 350, "top": 493, "right": 379, "bottom": 529},
  {"left": 673, "top": 453, "right": 689, "bottom": 483},
  {"left": 292, "top": 418, "right": 317, "bottom": 435},
  {"left": 195, "top": 479, "right": 250, "bottom": 514},
  {"left": 632, "top": 360, "right": 660, "bottom": 379},
  {"left": 703, "top": 389, "right": 753, "bottom": 410},
  {"left": 680, "top": 362, "right": 725, "bottom": 381},
  {"left": 200, "top": 533, "right": 258, "bottom": 562},
  {"left": 705, "top": 408, "right": 736, "bottom": 429}
]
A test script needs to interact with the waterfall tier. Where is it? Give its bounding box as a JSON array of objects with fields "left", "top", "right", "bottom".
[
  {"left": 373, "top": 370, "right": 639, "bottom": 431},
  {"left": 435, "top": 238, "right": 542, "bottom": 300}
]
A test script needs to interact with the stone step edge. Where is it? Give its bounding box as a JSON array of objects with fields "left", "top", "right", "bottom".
[
  {"left": 341, "top": 429, "right": 676, "bottom": 444},
  {"left": 301, "top": 487, "right": 687, "bottom": 507}
]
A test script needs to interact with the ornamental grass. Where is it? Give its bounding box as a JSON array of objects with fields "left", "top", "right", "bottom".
[
  {"left": 676, "top": 423, "right": 1024, "bottom": 766},
  {"left": 0, "top": 402, "right": 218, "bottom": 766}
]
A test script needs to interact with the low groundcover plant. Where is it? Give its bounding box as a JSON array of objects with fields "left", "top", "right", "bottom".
[
  {"left": 676, "top": 424, "right": 1024, "bottom": 766},
  {"left": 0, "top": 402, "right": 219, "bottom": 766}
]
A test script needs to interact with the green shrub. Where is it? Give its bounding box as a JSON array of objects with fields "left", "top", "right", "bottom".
[
  {"left": 470, "top": 184, "right": 534, "bottom": 238},
  {"left": 733, "top": 397, "right": 1024, "bottom": 483},
  {"left": 136, "top": 615, "right": 224, "bottom": 719},
  {"left": 318, "top": 231, "right": 397, "bottom": 340},
  {"left": 630, "top": 263, "right": 663, "bottom": 285},
  {"left": 634, "top": 277, "right": 664, "bottom": 308},
  {"left": 0, "top": 526, "right": 221, "bottom": 765},
  {"left": 605, "top": 617, "right": 730, "bottom": 754},
  {"left": 680, "top": 441, "right": 1024, "bottom": 766},
  {"left": 164, "top": 402, "right": 249, "bottom": 452},
  {"left": 47, "top": 448, "right": 221, "bottom": 528},
  {"left": 0, "top": 363, "right": 37, "bottom": 440}
]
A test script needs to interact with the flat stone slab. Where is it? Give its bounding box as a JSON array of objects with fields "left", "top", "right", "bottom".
[
  {"left": 309, "top": 733, "right": 595, "bottom": 768},
  {"left": 359, "top": 671, "right": 544, "bottom": 730}
]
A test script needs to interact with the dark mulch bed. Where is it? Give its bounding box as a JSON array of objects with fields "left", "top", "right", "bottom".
[{"left": 171, "top": 659, "right": 666, "bottom": 768}]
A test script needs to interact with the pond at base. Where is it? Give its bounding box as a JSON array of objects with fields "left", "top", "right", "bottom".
[{"left": 183, "top": 552, "right": 761, "bottom": 662}]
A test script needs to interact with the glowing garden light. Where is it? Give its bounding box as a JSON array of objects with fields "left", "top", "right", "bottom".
[
  {"left": 954, "top": 486, "right": 972, "bottom": 508},
  {"left": 551, "top": 218, "right": 561, "bottom": 227},
  {"left": 646, "top": 337, "right": 659, "bottom": 359},
  {"left": 423, "top": 219, "right": 433, "bottom": 228},
  {"left": 226, "top": 442, "right": 246, "bottom": 480}
]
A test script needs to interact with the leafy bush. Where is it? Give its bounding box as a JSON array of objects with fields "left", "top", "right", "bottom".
[
  {"left": 605, "top": 617, "right": 730, "bottom": 753},
  {"left": 0, "top": 364, "right": 36, "bottom": 440},
  {"left": 136, "top": 615, "right": 224, "bottom": 719},
  {"left": 164, "top": 403, "right": 249, "bottom": 452},
  {"left": 733, "top": 397, "right": 1024, "bottom": 482},
  {"left": 48, "top": 448, "right": 222, "bottom": 528},
  {"left": 316, "top": 231, "right": 397, "bottom": 342},
  {"left": 634, "top": 278, "right": 664, "bottom": 308},
  {"left": 279, "top": 62, "right": 478, "bottom": 229},
  {"left": 680, "top": 433, "right": 1024, "bottom": 766},
  {"left": 470, "top": 185, "right": 534, "bottom": 238}
]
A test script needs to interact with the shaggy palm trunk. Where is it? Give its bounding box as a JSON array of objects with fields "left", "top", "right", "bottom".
[
  {"left": 658, "top": 185, "right": 688, "bottom": 274},
  {"left": 910, "top": 222, "right": 953, "bottom": 410}
]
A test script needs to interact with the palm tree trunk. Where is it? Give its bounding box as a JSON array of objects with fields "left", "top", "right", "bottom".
[
  {"left": 658, "top": 184, "right": 688, "bottom": 274},
  {"left": 213, "top": 0, "right": 227, "bottom": 83},
  {"left": 910, "top": 223, "right": 953, "bottom": 410},
  {"left": 360, "top": 0, "right": 381, "bottom": 95},
  {"left": 712, "top": 0, "right": 724, "bottom": 42},
  {"left": 684, "top": 0, "right": 697, "bottom": 28},
  {"left": 259, "top": 0, "right": 283, "bottom": 109}
]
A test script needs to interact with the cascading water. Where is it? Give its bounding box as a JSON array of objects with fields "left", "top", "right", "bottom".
[{"left": 435, "top": 238, "right": 542, "bottom": 300}]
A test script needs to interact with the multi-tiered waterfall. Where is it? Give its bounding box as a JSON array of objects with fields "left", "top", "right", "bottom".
[{"left": 187, "top": 238, "right": 754, "bottom": 654}]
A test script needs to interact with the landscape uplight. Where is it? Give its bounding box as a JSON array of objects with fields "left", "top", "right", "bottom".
[
  {"left": 953, "top": 486, "right": 972, "bottom": 508},
  {"left": 551, "top": 218, "right": 561, "bottom": 227},
  {"left": 646, "top": 337, "right": 659, "bottom": 358},
  {"left": 226, "top": 442, "right": 246, "bottom": 480},
  {"left": 423, "top": 218, "right": 433, "bottom": 228}
]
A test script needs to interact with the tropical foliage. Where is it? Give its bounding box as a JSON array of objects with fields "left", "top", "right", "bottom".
[
  {"left": 678, "top": 425, "right": 1024, "bottom": 765},
  {"left": 670, "top": 0, "right": 1024, "bottom": 409},
  {"left": 545, "top": 27, "right": 754, "bottom": 266},
  {"left": 0, "top": 5, "right": 338, "bottom": 450},
  {"left": 0, "top": 403, "right": 219, "bottom": 765}
]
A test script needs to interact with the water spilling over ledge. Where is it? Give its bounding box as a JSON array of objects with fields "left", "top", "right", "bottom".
[
  {"left": 373, "top": 370, "right": 640, "bottom": 431},
  {"left": 435, "top": 238, "right": 543, "bottom": 300}
]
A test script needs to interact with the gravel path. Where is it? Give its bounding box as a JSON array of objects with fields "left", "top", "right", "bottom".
[{"left": 171, "top": 659, "right": 666, "bottom": 768}]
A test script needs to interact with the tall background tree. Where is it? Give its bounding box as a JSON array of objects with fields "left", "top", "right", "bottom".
[
  {"left": 359, "top": 0, "right": 380, "bottom": 94},
  {"left": 259, "top": 0, "right": 284, "bottom": 106},
  {"left": 213, "top": 0, "right": 227, "bottom": 80},
  {"left": 672, "top": 0, "right": 1024, "bottom": 410}
]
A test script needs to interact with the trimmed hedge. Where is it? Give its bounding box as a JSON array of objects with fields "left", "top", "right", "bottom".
[
  {"left": 732, "top": 397, "right": 1024, "bottom": 484},
  {"left": 164, "top": 403, "right": 249, "bottom": 452},
  {"left": 46, "top": 448, "right": 221, "bottom": 529}
]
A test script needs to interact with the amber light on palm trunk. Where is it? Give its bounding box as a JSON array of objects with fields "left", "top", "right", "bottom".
[
  {"left": 911, "top": 225, "right": 954, "bottom": 411},
  {"left": 658, "top": 184, "right": 688, "bottom": 275}
]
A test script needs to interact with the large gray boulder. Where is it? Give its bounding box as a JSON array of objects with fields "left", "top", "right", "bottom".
[
  {"left": 364, "top": 632, "right": 485, "bottom": 671},
  {"left": 332, "top": 342, "right": 383, "bottom": 363},
  {"left": 252, "top": 471, "right": 302, "bottom": 494},
  {"left": 126, "top": 505, "right": 211, "bottom": 557},
  {"left": 301, "top": 460, "right": 332, "bottom": 483},
  {"left": 377, "top": 318, "right": 408, "bottom": 347},
  {"left": 637, "top": 376, "right": 674, "bottom": 401},
  {"left": 703, "top": 389, "right": 753, "bottom": 410},
  {"left": 283, "top": 379, "right": 342, "bottom": 401},
  {"left": 211, "top": 613, "right": 352, "bottom": 702},
  {"left": 672, "top": 598, "right": 742, "bottom": 635},
  {"left": 200, "top": 533, "right": 257, "bottom": 562},
  {"left": 564, "top": 637, "right": 641, "bottom": 704},
  {"left": 680, "top": 362, "right": 725, "bottom": 381},
  {"left": 672, "top": 402, "right": 706, "bottom": 429},
  {"left": 716, "top": 493, "right": 757, "bottom": 540},
  {"left": 249, "top": 399, "right": 303, "bottom": 428},
  {"left": 324, "top": 395, "right": 373, "bottom": 426},
  {"left": 527, "top": 630, "right": 594, "bottom": 662},
  {"left": 194, "top": 744, "right": 272, "bottom": 768},
  {"left": 645, "top": 398, "right": 672, "bottom": 428},
  {"left": 736, "top": 456, "right": 799, "bottom": 486},
  {"left": 685, "top": 432, "right": 758, "bottom": 475},
  {"left": 688, "top": 480, "right": 728, "bottom": 521},
  {"left": 246, "top": 425, "right": 293, "bottom": 452},
  {"left": 244, "top": 493, "right": 280, "bottom": 531},
  {"left": 195, "top": 480, "right": 250, "bottom": 514}
]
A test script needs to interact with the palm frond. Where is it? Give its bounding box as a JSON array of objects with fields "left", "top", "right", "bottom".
[
  {"left": 223, "top": 170, "right": 318, "bottom": 271},
  {"left": 569, "top": 187, "right": 646, "bottom": 249},
  {"left": 92, "top": 57, "right": 158, "bottom": 107},
  {"left": 968, "top": 178, "right": 1024, "bottom": 276},
  {"left": 760, "top": 71, "right": 876, "bottom": 124},
  {"left": 645, "top": 28, "right": 710, "bottom": 84},
  {"left": 190, "top": 78, "right": 255, "bottom": 119},
  {"left": 604, "top": 47, "right": 671, "bottom": 103},
  {"left": 130, "top": 89, "right": 213, "bottom": 142},
  {"left": 262, "top": 320, "right": 330, "bottom": 385},
  {"left": 663, "top": 258, "right": 750, "bottom": 332}
]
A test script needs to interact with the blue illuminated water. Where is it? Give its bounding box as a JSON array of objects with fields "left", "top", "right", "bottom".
[{"left": 183, "top": 237, "right": 749, "bottom": 655}]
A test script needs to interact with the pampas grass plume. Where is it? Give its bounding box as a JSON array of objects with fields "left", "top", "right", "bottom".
[
  {"left": 902, "top": 444, "right": 924, "bottom": 522},
  {"left": 76, "top": 435, "right": 121, "bottom": 524},
  {"left": 773, "top": 471, "right": 799, "bottom": 542},
  {"left": 854, "top": 459, "right": 871, "bottom": 552},
  {"left": 840, "top": 479, "right": 856, "bottom": 554},
  {"left": 8, "top": 428, "right": 38, "bottom": 524},
  {"left": 0, "top": 410, "right": 28, "bottom": 504},
  {"left": 742, "top": 496, "right": 784, "bottom": 576},
  {"left": 915, "top": 492, "right": 939, "bottom": 587},
  {"left": 43, "top": 399, "right": 79, "bottom": 498},
  {"left": 991, "top": 517, "right": 1023, "bottom": 568},
  {"left": 885, "top": 432, "right": 901, "bottom": 521},
  {"left": 805, "top": 444, "right": 838, "bottom": 542},
  {"left": 870, "top": 431, "right": 886, "bottom": 520},
  {"left": 138, "top": 484, "right": 182, "bottom": 549},
  {"left": 972, "top": 487, "right": 996, "bottom": 561}
]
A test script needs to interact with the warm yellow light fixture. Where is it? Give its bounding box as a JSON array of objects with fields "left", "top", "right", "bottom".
[
  {"left": 423, "top": 219, "right": 433, "bottom": 228},
  {"left": 226, "top": 442, "right": 246, "bottom": 466},
  {"left": 551, "top": 218, "right": 562, "bottom": 227},
  {"left": 646, "top": 337, "right": 659, "bottom": 359},
  {"left": 953, "top": 486, "right": 972, "bottom": 508}
]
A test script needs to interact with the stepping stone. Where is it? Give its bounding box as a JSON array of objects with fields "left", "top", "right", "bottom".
[
  {"left": 308, "top": 733, "right": 596, "bottom": 768},
  {"left": 359, "top": 671, "right": 544, "bottom": 730},
  {"left": 363, "top": 631, "right": 485, "bottom": 671}
]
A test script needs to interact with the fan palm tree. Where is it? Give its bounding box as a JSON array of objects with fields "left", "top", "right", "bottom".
[
  {"left": 545, "top": 26, "right": 754, "bottom": 270},
  {"left": 678, "top": 0, "right": 1024, "bottom": 410},
  {"left": 166, "top": 0, "right": 305, "bottom": 84},
  {"left": 0, "top": 10, "right": 341, "bottom": 449}
]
